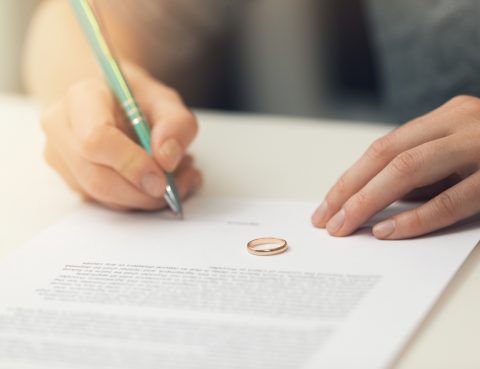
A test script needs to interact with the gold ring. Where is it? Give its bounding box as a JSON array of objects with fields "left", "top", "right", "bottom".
[{"left": 247, "top": 237, "right": 288, "bottom": 256}]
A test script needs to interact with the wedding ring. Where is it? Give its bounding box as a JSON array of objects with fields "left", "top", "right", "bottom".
[{"left": 247, "top": 237, "right": 288, "bottom": 256}]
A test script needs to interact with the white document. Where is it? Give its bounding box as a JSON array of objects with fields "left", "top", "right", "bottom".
[{"left": 0, "top": 197, "right": 478, "bottom": 369}]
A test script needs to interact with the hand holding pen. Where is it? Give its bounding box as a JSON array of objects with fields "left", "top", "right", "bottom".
[{"left": 41, "top": 3, "right": 201, "bottom": 212}]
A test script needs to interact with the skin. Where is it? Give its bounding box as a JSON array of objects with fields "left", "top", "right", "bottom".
[
  {"left": 312, "top": 95, "right": 480, "bottom": 240},
  {"left": 26, "top": 2, "right": 479, "bottom": 237},
  {"left": 23, "top": 0, "right": 201, "bottom": 211}
]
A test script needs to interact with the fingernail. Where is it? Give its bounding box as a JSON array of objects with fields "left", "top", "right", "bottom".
[
  {"left": 373, "top": 219, "right": 396, "bottom": 239},
  {"left": 141, "top": 172, "right": 165, "bottom": 198},
  {"left": 158, "top": 138, "right": 182, "bottom": 171},
  {"left": 312, "top": 201, "right": 328, "bottom": 226},
  {"left": 327, "top": 209, "right": 345, "bottom": 234}
]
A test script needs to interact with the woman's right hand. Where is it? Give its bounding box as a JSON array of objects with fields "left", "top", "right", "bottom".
[{"left": 41, "top": 65, "right": 202, "bottom": 211}]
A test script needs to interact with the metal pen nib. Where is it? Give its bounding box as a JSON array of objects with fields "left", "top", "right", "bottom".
[{"left": 164, "top": 172, "right": 183, "bottom": 219}]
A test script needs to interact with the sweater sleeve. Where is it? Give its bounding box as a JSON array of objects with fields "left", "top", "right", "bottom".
[{"left": 366, "top": 0, "right": 480, "bottom": 122}]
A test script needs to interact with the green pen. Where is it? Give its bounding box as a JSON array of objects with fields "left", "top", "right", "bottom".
[{"left": 69, "top": 0, "right": 183, "bottom": 218}]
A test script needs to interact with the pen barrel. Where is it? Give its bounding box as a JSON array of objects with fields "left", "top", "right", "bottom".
[
  {"left": 132, "top": 119, "right": 152, "bottom": 155},
  {"left": 70, "top": 0, "right": 153, "bottom": 153},
  {"left": 122, "top": 99, "right": 152, "bottom": 154},
  {"left": 70, "top": 0, "right": 182, "bottom": 216}
]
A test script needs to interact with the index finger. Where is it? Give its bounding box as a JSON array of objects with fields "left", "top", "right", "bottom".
[
  {"left": 312, "top": 100, "right": 459, "bottom": 228},
  {"left": 326, "top": 135, "right": 476, "bottom": 236}
]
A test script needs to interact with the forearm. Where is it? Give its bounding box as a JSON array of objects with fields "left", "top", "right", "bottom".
[{"left": 22, "top": 0, "right": 145, "bottom": 105}]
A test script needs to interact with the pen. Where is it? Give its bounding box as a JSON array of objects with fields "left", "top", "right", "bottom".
[{"left": 69, "top": 0, "right": 183, "bottom": 218}]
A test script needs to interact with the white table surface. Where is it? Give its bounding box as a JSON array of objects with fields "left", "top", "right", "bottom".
[{"left": 1, "top": 94, "right": 479, "bottom": 369}]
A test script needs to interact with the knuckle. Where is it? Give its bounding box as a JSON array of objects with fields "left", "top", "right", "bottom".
[
  {"left": 451, "top": 94, "right": 479, "bottom": 107},
  {"left": 79, "top": 128, "right": 106, "bottom": 159},
  {"left": 367, "top": 134, "right": 395, "bottom": 160},
  {"left": 410, "top": 207, "right": 426, "bottom": 229},
  {"left": 118, "top": 151, "right": 141, "bottom": 175},
  {"left": 163, "top": 86, "right": 182, "bottom": 101},
  {"left": 451, "top": 95, "right": 480, "bottom": 114},
  {"left": 326, "top": 175, "right": 348, "bottom": 206},
  {"left": 180, "top": 110, "right": 199, "bottom": 137},
  {"left": 432, "top": 192, "right": 457, "bottom": 220},
  {"left": 390, "top": 150, "right": 422, "bottom": 176},
  {"left": 335, "top": 175, "right": 348, "bottom": 196},
  {"left": 347, "top": 189, "right": 369, "bottom": 214}
]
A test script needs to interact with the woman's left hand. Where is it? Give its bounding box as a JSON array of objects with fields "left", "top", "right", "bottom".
[{"left": 312, "top": 95, "right": 480, "bottom": 239}]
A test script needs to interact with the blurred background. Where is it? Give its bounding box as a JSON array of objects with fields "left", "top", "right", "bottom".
[
  {"left": 0, "top": 0, "right": 386, "bottom": 122},
  {"left": 1, "top": 0, "right": 471, "bottom": 125},
  {"left": 0, "top": 0, "right": 37, "bottom": 93}
]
